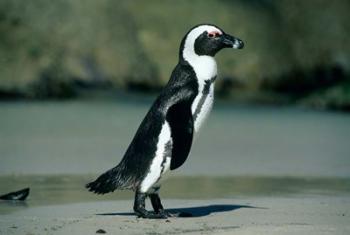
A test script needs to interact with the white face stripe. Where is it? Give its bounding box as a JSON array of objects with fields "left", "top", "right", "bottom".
[
  {"left": 182, "top": 25, "right": 219, "bottom": 85},
  {"left": 182, "top": 25, "right": 222, "bottom": 62},
  {"left": 184, "top": 25, "right": 222, "bottom": 50}
]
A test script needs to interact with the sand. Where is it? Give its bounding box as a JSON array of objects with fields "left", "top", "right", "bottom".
[{"left": 1, "top": 195, "right": 349, "bottom": 235}]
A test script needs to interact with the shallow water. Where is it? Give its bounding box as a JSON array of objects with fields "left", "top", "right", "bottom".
[
  {"left": 0, "top": 175, "right": 349, "bottom": 215},
  {"left": 1, "top": 97, "right": 350, "bottom": 177}
]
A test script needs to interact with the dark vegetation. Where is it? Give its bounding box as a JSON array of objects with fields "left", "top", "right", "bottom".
[{"left": 0, "top": 0, "right": 349, "bottom": 111}]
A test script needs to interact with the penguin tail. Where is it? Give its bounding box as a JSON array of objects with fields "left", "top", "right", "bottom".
[{"left": 86, "top": 164, "right": 135, "bottom": 194}]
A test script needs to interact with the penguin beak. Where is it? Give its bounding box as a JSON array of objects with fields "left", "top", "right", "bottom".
[{"left": 222, "top": 33, "right": 244, "bottom": 49}]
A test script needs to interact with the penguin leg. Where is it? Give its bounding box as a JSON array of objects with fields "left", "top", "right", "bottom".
[
  {"left": 149, "top": 193, "right": 166, "bottom": 215},
  {"left": 133, "top": 191, "right": 167, "bottom": 219}
]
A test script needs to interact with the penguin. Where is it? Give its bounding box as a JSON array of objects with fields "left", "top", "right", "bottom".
[{"left": 86, "top": 24, "right": 244, "bottom": 219}]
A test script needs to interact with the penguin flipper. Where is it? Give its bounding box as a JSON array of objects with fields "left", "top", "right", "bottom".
[{"left": 166, "top": 99, "right": 194, "bottom": 170}]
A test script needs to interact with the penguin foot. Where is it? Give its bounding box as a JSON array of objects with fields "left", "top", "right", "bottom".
[
  {"left": 155, "top": 209, "right": 170, "bottom": 218},
  {"left": 135, "top": 208, "right": 168, "bottom": 219},
  {"left": 134, "top": 192, "right": 168, "bottom": 219},
  {"left": 135, "top": 209, "right": 192, "bottom": 219}
]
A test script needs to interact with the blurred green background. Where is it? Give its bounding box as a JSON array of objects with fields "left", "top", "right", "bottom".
[{"left": 1, "top": 0, "right": 350, "bottom": 111}]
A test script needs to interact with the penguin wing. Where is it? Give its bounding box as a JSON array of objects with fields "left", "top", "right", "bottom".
[
  {"left": 166, "top": 98, "right": 194, "bottom": 170},
  {"left": 163, "top": 64, "right": 197, "bottom": 170}
]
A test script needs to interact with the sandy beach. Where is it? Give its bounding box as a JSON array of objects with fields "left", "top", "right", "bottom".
[
  {"left": 0, "top": 175, "right": 349, "bottom": 235},
  {"left": 1, "top": 196, "right": 349, "bottom": 235}
]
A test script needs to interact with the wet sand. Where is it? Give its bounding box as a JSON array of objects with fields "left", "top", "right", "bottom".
[
  {"left": 0, "top": 175, "right": 349, "bottom": 234},
  {"left": 1, "top": 196, "right": 349, "bottom": 235}
]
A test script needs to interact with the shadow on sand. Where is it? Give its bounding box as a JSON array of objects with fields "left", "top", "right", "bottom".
[{"left": 97, "top": 204, "right": 262, "bottom": 218}]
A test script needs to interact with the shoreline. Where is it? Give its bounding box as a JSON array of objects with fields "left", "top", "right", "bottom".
[{"left": 1, "top": 175, "right": 349, "bottom": 209}]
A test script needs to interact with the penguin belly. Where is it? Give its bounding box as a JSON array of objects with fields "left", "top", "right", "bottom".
[{"left": 139, "top": 121, "right": 173, "bottom": 193}]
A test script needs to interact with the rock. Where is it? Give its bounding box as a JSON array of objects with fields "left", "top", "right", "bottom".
[
  {"left": 96, "top": 229, "right": 106, "bottom": 234},
  {"left": 0, "top": 188, "right": 30, "bottom": 201}
]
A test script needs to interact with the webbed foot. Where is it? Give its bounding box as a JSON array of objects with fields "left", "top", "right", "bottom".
[{"left": 134, "top": 192, "right": 167, "bottom": 219}]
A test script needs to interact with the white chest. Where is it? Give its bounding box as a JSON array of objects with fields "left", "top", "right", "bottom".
[{"left": 188, "top": 56, "right": 217, "bottom": 133}]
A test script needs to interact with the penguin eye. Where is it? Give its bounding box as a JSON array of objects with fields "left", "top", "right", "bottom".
[{"left": 208, "top": 32, "right": 221, "bottom": 38}]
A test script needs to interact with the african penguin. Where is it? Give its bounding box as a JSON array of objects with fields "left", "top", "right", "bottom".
[{"left": 86, "top": 24, "right": 244, "bottom": 219}]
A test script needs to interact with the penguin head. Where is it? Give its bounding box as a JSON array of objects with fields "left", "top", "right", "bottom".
[{"left": 180, "top": 24, "right": 244, "bottom": 59}]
